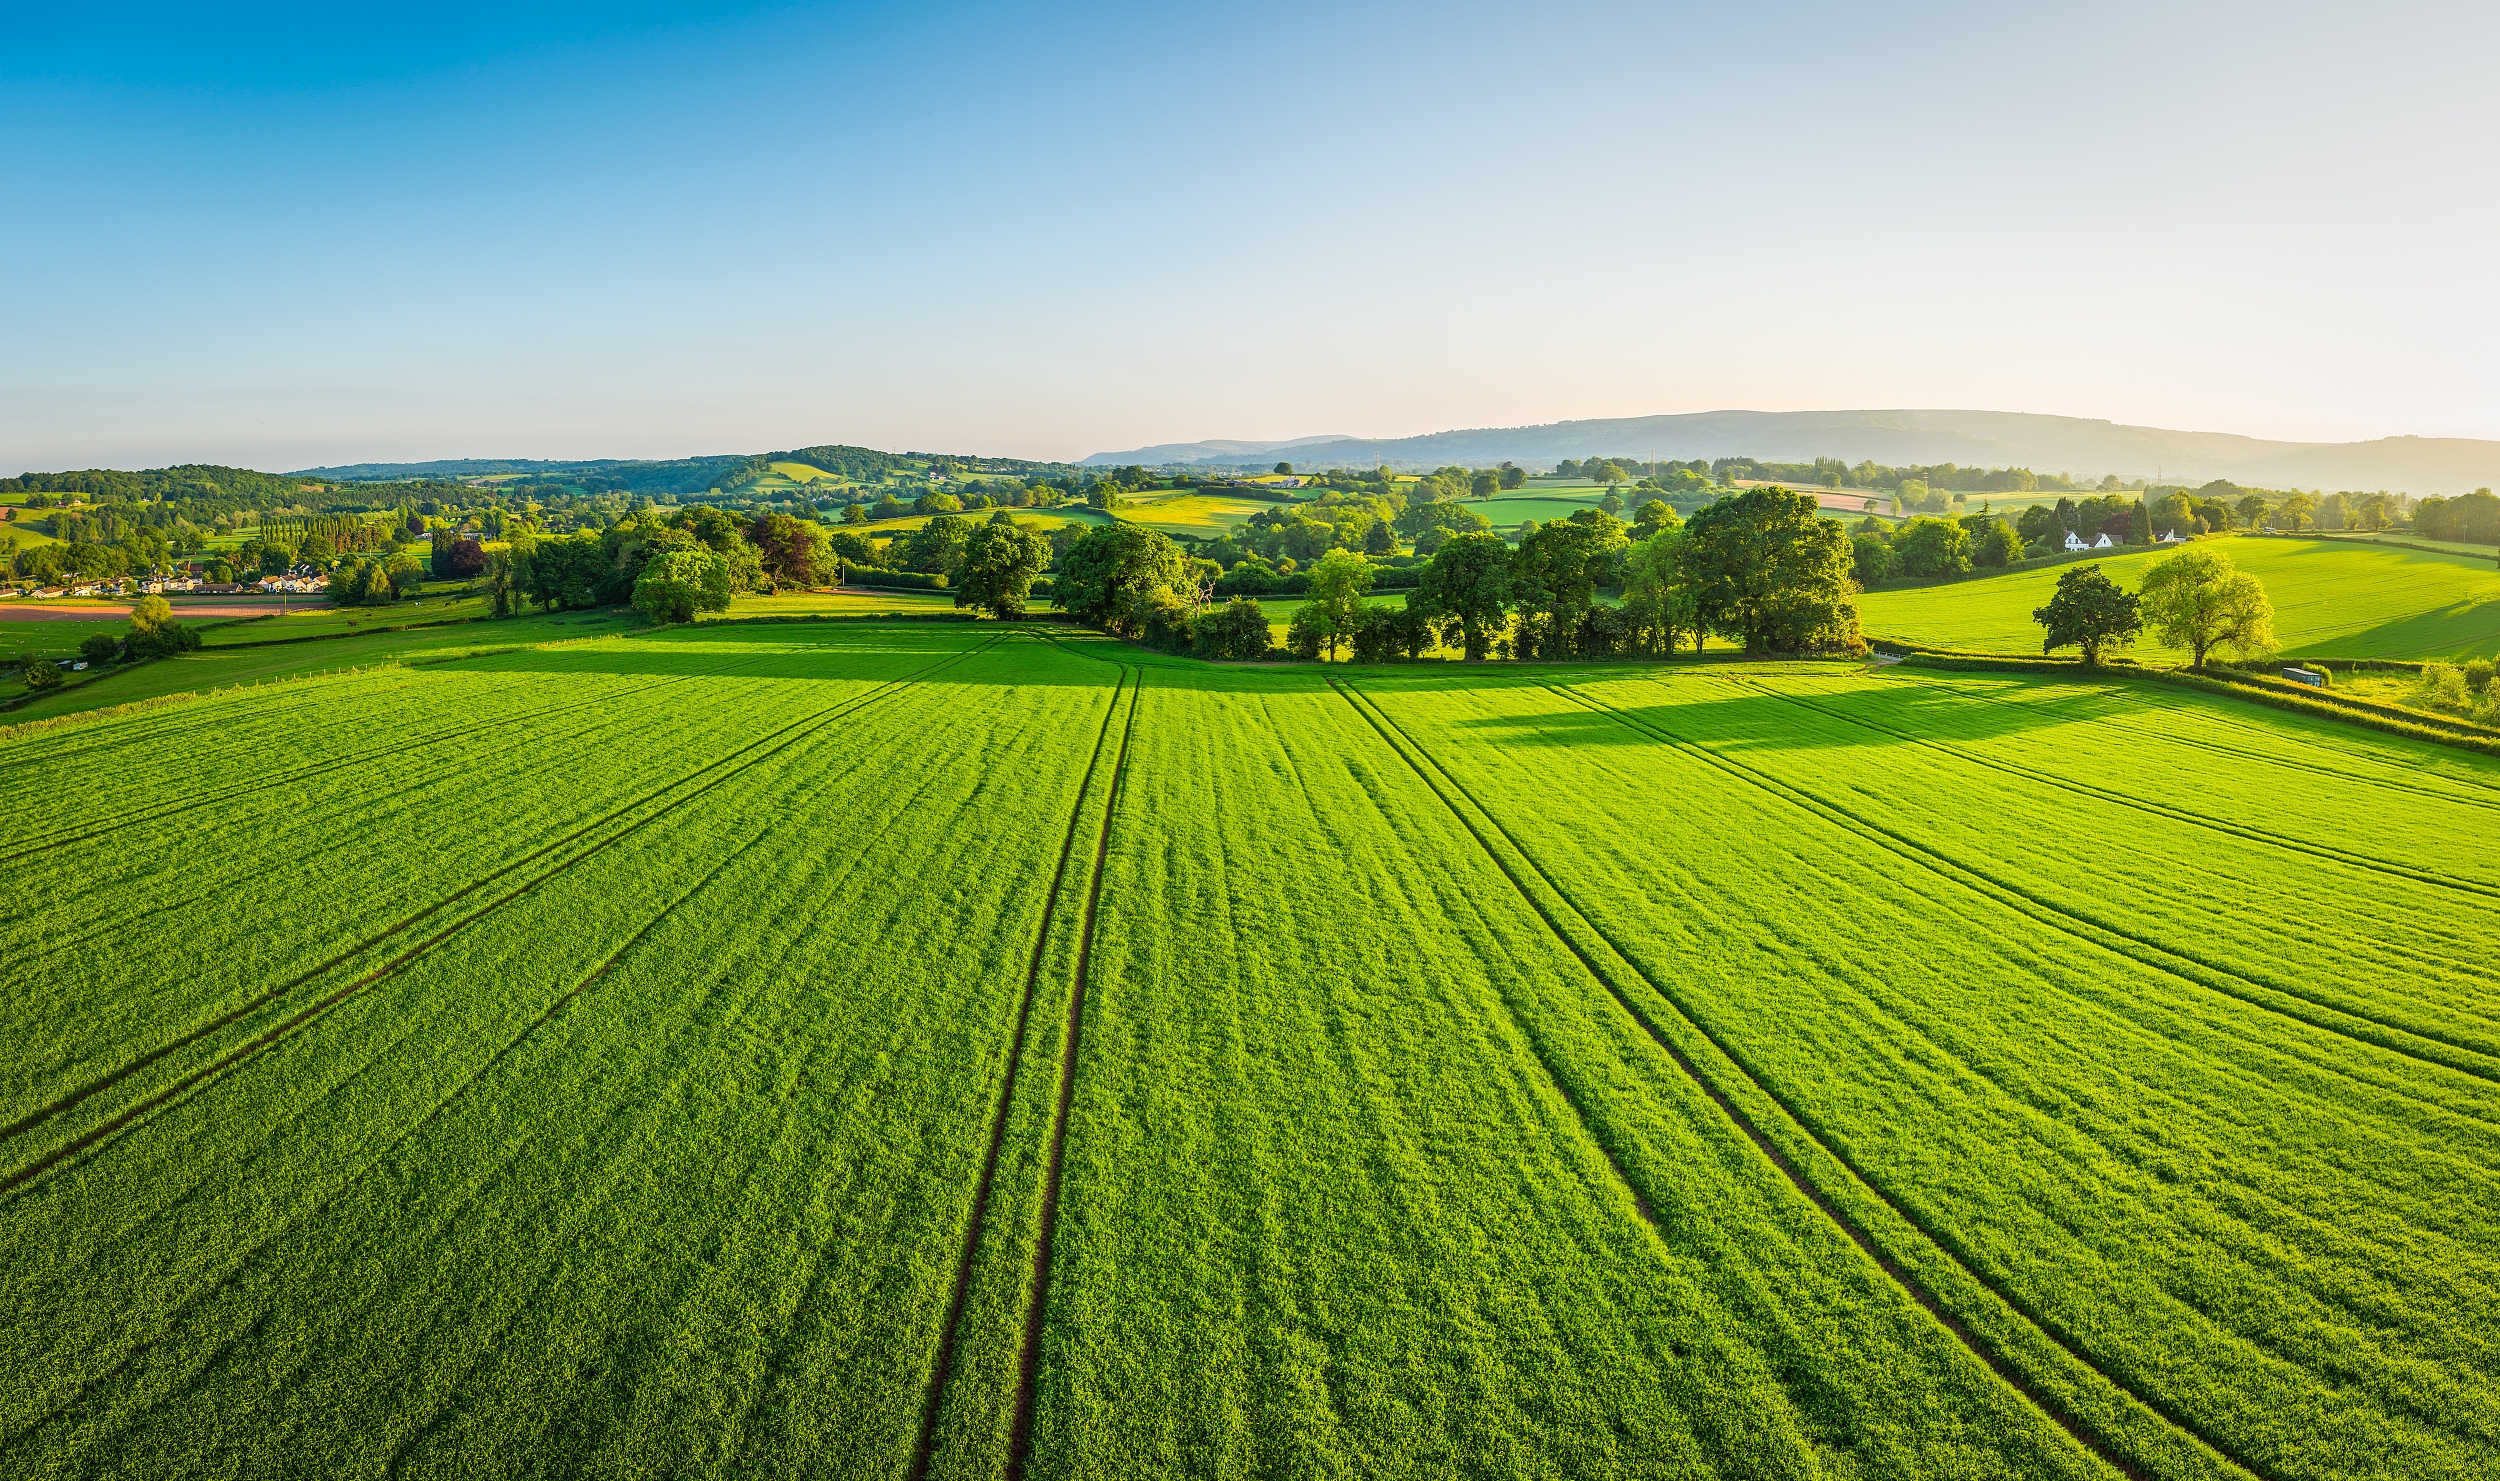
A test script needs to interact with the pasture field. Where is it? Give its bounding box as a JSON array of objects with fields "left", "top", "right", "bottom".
[
  {"left": 854, "top": 509, "right": 1112, "bottom": 537},
  {"left": 196, "top": 591, "right": 491, "bottom": 645},
  {"left": 711, "top": 587, "right": 965, "bottom": 620},
  {"left": 1113, "top": 492, "right": 1271, "bottom": 536},
  {"left": 0, "top": 615, "right": 149, "bottom": 664},
  {"left": 1471, "top": 490, "right": 1610, "bottom": 528},
  {"left": 3, "top": 625, "right": 2496, "bottom": 1478},
  {"left": 1861, "top": 535, "right": 2500, "bottom": 659}
]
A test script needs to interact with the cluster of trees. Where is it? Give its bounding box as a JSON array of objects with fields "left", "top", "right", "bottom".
[
  {"left": 486, "top": 506, "right": 826, "bottom": 620},
  {"left": 2412, "top": 488, "right": 2500, "bottom": 544},
  {"left": 1049, "top": 486, "right": 1860, "bottom": 663},
  {"left": 331, "top": 552, "right": 428, "bottom": 605},
  {"left": 2033, "top": 549, "right": 2276, "bottom": 667}
]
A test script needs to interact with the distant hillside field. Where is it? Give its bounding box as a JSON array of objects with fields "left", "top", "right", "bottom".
[{"left": 1860, "top": 536, "right": 2500, "bottom": 660}]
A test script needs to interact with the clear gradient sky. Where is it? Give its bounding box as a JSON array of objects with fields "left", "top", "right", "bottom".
[{"left": 4, "top": 1, "right": 2494, "bottom": 473}]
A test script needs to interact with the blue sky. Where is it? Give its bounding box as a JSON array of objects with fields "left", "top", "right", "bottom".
[{"left": 4, "top": 1, "right": 2495, "bottom": 471}]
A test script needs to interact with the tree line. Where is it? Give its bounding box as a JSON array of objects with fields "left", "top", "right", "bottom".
[{"left": 1049, "top": 487, "right": 1861, "bottom": 663}]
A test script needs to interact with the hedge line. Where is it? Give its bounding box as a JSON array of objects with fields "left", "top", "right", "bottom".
[
  {"left": 2142, "top": 668, "right": 2500, "bottom": 757},
  {"left": 1879, "top": 636, "right": 2500, "bottom": 757}
]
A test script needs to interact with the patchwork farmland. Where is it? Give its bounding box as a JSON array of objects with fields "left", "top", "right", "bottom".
[{"left": 4, "top": 622, "right": 2496, "bottom": 1479}]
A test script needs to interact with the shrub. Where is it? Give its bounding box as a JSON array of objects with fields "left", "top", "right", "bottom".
[
  {"left": 1197, "top": 598, "right": 1271, "bottom": 660},
  {"left": 1140, "top": 594, "right": 1196, "bottom": 654},
  {"left": 79, "top": 633, "right": 118, "bottom": 664},
  {"left": 1348, "top": 605, "right": 1402, "bottom": 663},
  {"left": 22, "top": 660, "right": 62, "bottom": 691},
  {"left": 1285, "top": 604, "right": 1327, "bottom": 660},
  {"left": 2464, "top": 658, "right": 2495, "bottom": 693},
  {"left": 2415, "top": 662, "right": 2470, "bottom": 712}
]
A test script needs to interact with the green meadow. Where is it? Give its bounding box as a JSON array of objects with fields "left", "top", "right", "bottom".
[
  {"left": 4, "top": 621, "right": 2496, "bottom": 1478},
  {"left": 1860, "top": 535, "right": 2500, "bottom": 659}
]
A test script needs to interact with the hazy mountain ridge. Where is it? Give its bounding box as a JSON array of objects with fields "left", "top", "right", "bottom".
[{"left": 1089, "top": 410, "right": 2500, "bottom": 493}]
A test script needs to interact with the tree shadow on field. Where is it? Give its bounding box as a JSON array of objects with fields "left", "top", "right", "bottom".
[
  {"left": 1407, "top": 665, "right": 2096, "bottom": 755},
  {"left": 2304, "top": 601, "right": 2500, "bottom": 662},
  {"left": 438, "top": 623, "right": 1022, "bottom": 682}
]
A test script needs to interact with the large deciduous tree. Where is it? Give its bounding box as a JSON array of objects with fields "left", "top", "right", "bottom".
[
  {"left": 632, "top": 548, "right": 733, "bottom": 625},
  {"left": 1415, "top": 531, "right": 1512, "bottom": 660},
  {"left": 2033, "top": 563, "right": 2141, "bottom": 665},
  {"left": 749, "top": 512, "right": 830, "bottom": 588},
  {"left": 953, "top": 518, "right": 1051, "bottom": 619},
  {"left": 1619, "top": 530, "right": 1698, "bottom": 657},
  {"left": 1299, "top": 549, "right": 1376, "bottom": 661},
  {"left": 1680, "top": 487, "right": 1859, "bottom": 655},
  {"left": 2137, "top": 546, "right": 2275, "bottom": 668},
  {"left": 1511, "top": 512, "right": 1625, "bottom": 659},
  {"left": 1053, "top": 523, "right": 1189, "bottom": 637}
]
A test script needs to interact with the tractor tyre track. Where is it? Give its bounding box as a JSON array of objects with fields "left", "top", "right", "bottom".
[
  {"left": 2, "top": 821, "right": 796, "bottom": 1454},
  {"left": 1572, "top": 680, "right": 2500, "bottom": 1089},
  {"left": 1882, "top": 667, "right": 2500, "bottom": 812},
  {"left": 1734, "top": 676, "right": 2500, "bottom": 898},
  {"left": 1004, "top": 671, "right": 1142, "bottom": 1481},
  {"left": 906, "top": 666, "right": 1130, "bottom": 1481},
  {"left": 1330, "top": 675, "right": 2258, "bottom": 1481}
]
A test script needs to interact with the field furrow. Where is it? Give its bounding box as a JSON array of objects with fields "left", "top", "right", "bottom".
[{"left": 1359, "top": 664, "right": 2500, "bottom": 1481}]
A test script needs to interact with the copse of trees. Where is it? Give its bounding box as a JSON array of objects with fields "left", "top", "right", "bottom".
[
  {"left": 1049, "top": 479, "right": 1860, "bottom": 665},
  {"left": 124, "top": 594, "right": 203, "bottom": 658},
  {"left": 2413, "top": 488, "right": 2500, "bottom": 544}
]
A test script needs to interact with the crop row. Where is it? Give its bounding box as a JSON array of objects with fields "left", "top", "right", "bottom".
[
  {"left": 0, "top": 633, "right": 1009, "bottom": 1187},
  {"left": 1002, "top": 663, "right": 2106, "bottom": 1479},
  {"left": 1663, "top": 671, "right": 2500, "bottom": 1070},
  {"left": 0, "top": 629, "right": 1008, "bottom": 1137},
  {"left": 0, "top": 635, "right": 1116, "bottom": 1475},
  {"left": 1355, "top": 664, "right": 2500, "bottom": 1480}
]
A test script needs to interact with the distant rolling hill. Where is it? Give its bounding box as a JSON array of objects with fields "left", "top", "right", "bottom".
[
  {"left": 1078, "top": 433, "right": 1358, "bottom": 467},
  {"left": 1087, "top": 410, "right": 2500, "bottom": 494}
]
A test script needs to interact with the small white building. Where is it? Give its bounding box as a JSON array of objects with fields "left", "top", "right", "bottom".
[
  {"left": 2093, "top": 533, "right": 2116, "bottom": 549},
  {"left": 2063, "top": 531, "right": 2089, "bottom": 552},
  {"left": 2157, "top": 529, "right": 2186, "bottom": 544}
]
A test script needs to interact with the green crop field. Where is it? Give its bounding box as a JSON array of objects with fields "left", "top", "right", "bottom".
[
  {"left": 1861, "top": 535, "right": 2500, "bottom": 659},
  {"left": 4, "top": 621, "right": 2495, "bottom": 1478},
  {"left": 0, "top": 609, "right": 641, "bottom": 721},
  {"left": 1471, "top": 491, "right": 1610, "bottom": 528},
  {"left": 1113, "top": 492, "right": 1272, "bottom": 534}
]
